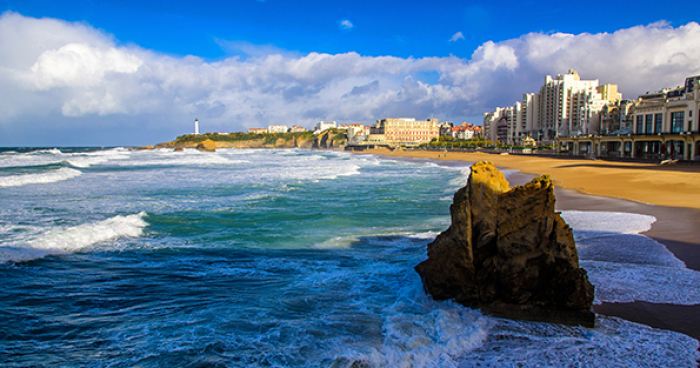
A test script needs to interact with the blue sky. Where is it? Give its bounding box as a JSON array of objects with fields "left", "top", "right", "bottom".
[
  {"left": 7, "top": 0, "right": 698, "bottom": 60},
  {"left": 1, "top": 0, "right": 699, "bottom": 146}
]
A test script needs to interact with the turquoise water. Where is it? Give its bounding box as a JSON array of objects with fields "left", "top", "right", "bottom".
[{"left": 0, "top": 148, "right": 698, "bottom": 367}]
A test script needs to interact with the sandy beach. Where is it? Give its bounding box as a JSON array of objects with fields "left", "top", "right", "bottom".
[
  {"left": 358, "top": 148, "right": 700, "bottom": 210},
  {"left": 356, "top": 148, "right": 700, "bottom": 341}
]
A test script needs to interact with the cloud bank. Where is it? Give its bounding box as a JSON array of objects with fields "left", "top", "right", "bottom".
[{"left": 1, "top": 12, "right": 699, "bottom": 145}]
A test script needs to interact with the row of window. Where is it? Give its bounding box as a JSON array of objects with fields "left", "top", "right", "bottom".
[{"left": 636, "top": 112, "right": 688, "bottom": 134}]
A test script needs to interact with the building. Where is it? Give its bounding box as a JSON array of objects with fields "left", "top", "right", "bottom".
[
  {"left": 369, "top": 118, "right": 440, "bottom": 146},
  {"left": 556, "top": 75, "right": 700, "bottom": 161},
  {"left": 599, "top": 99, "right": 635, "bottom": 136},
  {"left": 439, "top": 122, "right": 454, "bottom": 137},
  {"left": 454, "top": 125, "right": 475, "bottom": 140},
  {"left": 314, "top": 121, "right": 336, "bottom": 134},
  {"left": 440, "top": 121, "right": 480, "bottom": 140},
  {"left": 483, "top": 107, "right": 516, "bottom": 142},
  {"left": 194, "top": 118, "right": 199, "bottom": 135},
  {"left": 289, "top": 125, "right": 307, "bottom": 133},
  {"left": 483, "top": 70, "right": 621, "bottom": 144},
  {"left": 483, "top": 108, "right": 506, "bottom": 142},
  {"left": 345, "top": 124, "right": 367, "bottom": 144},
  {"left": 472, "top": 125, "right": 483, "bottom": 139},
  {"left": 442, "top": 122, "right": 477, "bottom": 140},
  {"left": 521, "top": 93, "right": 540, "bottom": 140},
  {"left": 248, "top": 128, "right": 267, "bottom": 134},
  {"left": 267, "top": 125, "right": 289, "bottom": 133},
  {"left": 537, "top": 70, "right": 621, "bottom": 140}
]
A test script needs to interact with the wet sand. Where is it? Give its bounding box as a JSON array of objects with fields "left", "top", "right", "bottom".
[
  {"left": 356, "top": 148, "right": 700, "bottom": 341},
  {"left": 540, "top": 173, "right": 700, "bottom": 341}
]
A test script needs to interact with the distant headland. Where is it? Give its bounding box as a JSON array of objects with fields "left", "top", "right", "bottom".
[{"left": 142, "top": 128, "right": 348, "bottom": 151}]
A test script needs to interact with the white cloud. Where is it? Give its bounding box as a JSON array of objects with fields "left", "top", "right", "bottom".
[
  {"left": 1, "top": 11, "right": 699, "bottom": 146},
  {"left": 216, "top": 39, "right": 300, "bottom": 59},
  {"left": 27, "top": 43, "right": 142, "bottom": 90},
  {"left": 449, "top": 32, "right": 465, "bottom": 42},
  {"left": 338, "top": 19, "right": 354, "bottom": 31}
]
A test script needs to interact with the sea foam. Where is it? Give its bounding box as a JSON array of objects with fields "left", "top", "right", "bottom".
[
  {"left": 0, "top": 167, "right": 82, "bottom": 187},
  {"left": 0, "top": 212, "right": 149, "bottom": 263},
  {"left": 459, "top": 315, "right": 699, "bottom": 368},
  {"left": 562, "top": 211, "right": 700, "bottom": 305}
]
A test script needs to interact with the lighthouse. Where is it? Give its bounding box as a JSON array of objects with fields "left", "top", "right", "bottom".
[{"left": 194, "top": 118, "right": 199, "bottom": 135}]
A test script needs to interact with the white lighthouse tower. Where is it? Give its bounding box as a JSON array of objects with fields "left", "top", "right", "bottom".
[{"left": 194, "top": 118, "right": 200, "bottom": 135}]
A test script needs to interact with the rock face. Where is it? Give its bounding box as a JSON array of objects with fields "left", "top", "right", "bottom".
[
  {"left": 132, "top": 145, "right": 154, "bottom": 150},
  {"left": 313, "top": 130, "right": 347, "bottom": 149},
  {"left": 414, "top": 161, "right": 595, "bottom": 327},
  {"left": 195, "top": 139, "right": 216, "bottom": 152}
]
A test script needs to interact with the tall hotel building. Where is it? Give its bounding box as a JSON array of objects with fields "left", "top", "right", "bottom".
[{"left": 484, "top": 70, "right": 621, "bottom": 144}]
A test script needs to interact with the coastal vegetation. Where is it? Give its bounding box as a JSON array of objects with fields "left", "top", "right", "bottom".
[
  {"left": 421, "top": 136, "right": 554, "bottom": 150},
  {"left": 175, "top": 131, "right": 316, "bottom": 144},
  {"left": 174, "top": 128, "right": 348, "bottom": 146},
  {"left": 155, "top": 128, "right": 347, "bottom": 150}
]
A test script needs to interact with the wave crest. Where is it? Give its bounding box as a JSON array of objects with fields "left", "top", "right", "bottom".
[
  {"left": 0, "top": 167, "right": 82, "bottom": 187},
  {"left": 0, "top": 212, "right": 149, "bottom": 263}
]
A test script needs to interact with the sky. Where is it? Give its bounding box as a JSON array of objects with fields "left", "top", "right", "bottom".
[{"left": 0, "top": 0, "right": 699, "bottom": 146}]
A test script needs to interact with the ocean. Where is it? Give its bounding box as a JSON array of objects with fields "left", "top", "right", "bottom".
[{"left": 1, "top": 147, "right": 698, "bottom": 367}]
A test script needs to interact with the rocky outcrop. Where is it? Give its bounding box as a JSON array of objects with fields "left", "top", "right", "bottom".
[
  {"left": 414, "top": 161, "right": 595, "bottom": 327},
  {"left": 155, "top": 141, "right": 196, "bottom": 149},
  {"left": 196, "top": 139, "right": 216, "bottom": 152},
  {"left": 313, "top": 131, "right": 346, "bottom": 149},
  {"left": 132, "top": 145, "right": 154, "bottom": 150}
]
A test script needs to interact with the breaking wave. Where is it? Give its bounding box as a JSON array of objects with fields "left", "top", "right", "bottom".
[
  {"left": 0, "top": 167, "right": 82, "bottom": 187},
  {"left": 562, "top": 211, "right": 700, "bottom": 305},
  {"left": 0, "top": 212, "right": 149, "bottom": 263}
]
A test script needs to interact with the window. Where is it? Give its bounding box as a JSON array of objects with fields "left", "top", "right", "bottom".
[
  {"left": 654, "top": 114, "right": 663, "bottom": 133},
  {"left": 636, "top": 115, "right": 644, "bottom": 133},
  {"left": 645, "top": 114, "right": 653, "bottom": 134},
  {"left": 671, "top": 111, "right": 685, "bottom": 133}
]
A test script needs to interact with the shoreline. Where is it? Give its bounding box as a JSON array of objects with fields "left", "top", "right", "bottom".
[
  {"left": 354, "top": 148, "right": 700, "bottom": 341},
  {"left": 356, "top": 148, "right": 700, "bottom": 210}
]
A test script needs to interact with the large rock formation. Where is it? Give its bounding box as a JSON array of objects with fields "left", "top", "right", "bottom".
[
  {"left": 415, "top": 161, "right": 595, "bottom": 327},
  {"left": 195, "top": 139, "right": 216, "bottom": 152},
  {"left": 313, "top": 130, "right": 347, "bottom": 149}
]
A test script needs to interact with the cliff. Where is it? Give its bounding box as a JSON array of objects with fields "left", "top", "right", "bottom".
[
  {"left": 153, "top": 132, "right": 339, "bottom": 150},
  {"left": 313, "top": 130, "right": 346, "bottom": 149},
  {"left": 414, "top": 161, "right": 595, "bottom": 327}
]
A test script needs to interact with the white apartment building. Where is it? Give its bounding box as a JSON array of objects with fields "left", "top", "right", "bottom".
[
  {"left": 314, "top": 121, "right": 336, "bottom": 134},
  {"left": 267, "top": 125, "right": 289, "bottom": 133},
  {"left": 537, "top": 70, "right": 620, "bottom": 140},
  {"left": 483, "top": 106, "right": 520, "bottom": 144},
  {"left": 483, "top": 108, "right": 504, "bottom": 142},
  {"left": 484, "top": 70, "right": 621, "bottom": 144}
]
